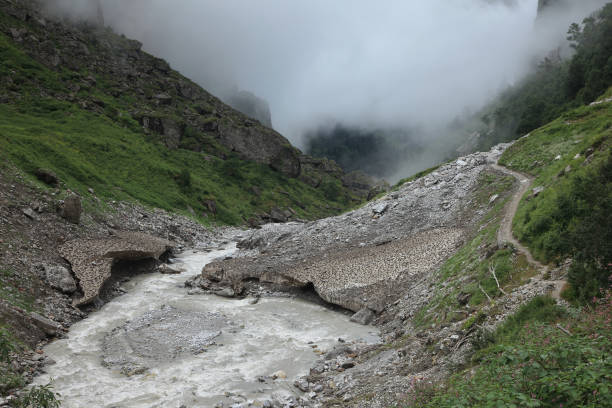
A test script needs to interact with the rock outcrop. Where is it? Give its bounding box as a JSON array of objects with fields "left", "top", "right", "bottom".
[
  {"left": 60, "top": 194, "right": 82, "bottom": 224},
  {"left": 60, "top": 231, "right": 175, "bottom": 306},
  {"left": 224, "top": 89, "right": 273, "bottom": 128}
]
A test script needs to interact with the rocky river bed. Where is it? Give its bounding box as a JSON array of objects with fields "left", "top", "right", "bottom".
[{"left": 32, "top": 246, "right": 380, "bottom": 408}]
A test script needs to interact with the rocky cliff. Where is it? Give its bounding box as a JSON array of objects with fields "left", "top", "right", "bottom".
[{"left": 0, "top": 0, "right": 382, "bottom": 225}]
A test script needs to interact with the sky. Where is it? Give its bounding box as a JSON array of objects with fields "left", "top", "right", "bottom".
[{"left": 44, "top": 0, "right": 609, "bottom": 177}]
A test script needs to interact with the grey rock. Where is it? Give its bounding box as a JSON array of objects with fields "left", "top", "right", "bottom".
[
  {"left": 158, "top": 264, "right": 184, "bottom": 274},
  {"left": 214, "top": 288, "right": 235, "bottom": 298},
  {"left": 44, "top": 265, "right": 77, "bottom": 294},
  {"left": 341, "top": 359, "right": 355, "bottom": 369},
  {"left": 324, "top": 345, "right": 354, "bottom": 360},
  {"left": 294, "top": 378, "right": 309, "bottom": 392},
  {"left": 350, "top": 308, "right": 376, "bottom": 325},
  {"left": 269, "top": 207, "right": 289, "bottom": 223},
  {"left": 29, "top": 312, "right": 62, "bottom": 336},
  {"left": 372, "top": 203, "right": 389, "bottom": 215},
  {"left": 61, "top": 194, "right": 82, "bottom": 224},
  {"left": 22, "top": 208, "right": 37, "bottom": 220}
]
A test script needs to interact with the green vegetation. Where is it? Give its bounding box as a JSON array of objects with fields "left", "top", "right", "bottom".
[
  {"left": 12, "top": 384, "right": 62, "bottom": 408},
  {"left": 0, "top": 269, "right": 37, "bottom": 313},
  {"left": 500, "top": 98, "right": 611, "bottom": 302},
  {"left": 413, "top": 172, "right": 537, "bottom": 329},
  {"left": 406, "top": 294, "right": 612, "bottom": 408},
  {"left": 0, "top": 328, "right": 24, "bottom": 396},
  {"left": 469, "top": 4, "right": 612, "bottom": 150},
  {"left": 0, "top": 31, "right": 354, "bottom": 226}
]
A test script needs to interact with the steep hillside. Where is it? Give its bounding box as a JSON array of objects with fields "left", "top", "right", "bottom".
[
  {"left": 0, "top": 0, "right": 371, "bottom": 226},
  {"left": 457, "top": 2, "right": 612, "bottom": 155}
]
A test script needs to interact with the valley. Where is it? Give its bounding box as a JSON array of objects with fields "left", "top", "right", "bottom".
[{"left": 0, "top": 0, "right": 610, "bottom": 407}]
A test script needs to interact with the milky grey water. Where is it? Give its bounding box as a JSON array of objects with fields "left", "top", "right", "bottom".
[{"left": 33, "top": 246, "right": 379, "bottom": 407}]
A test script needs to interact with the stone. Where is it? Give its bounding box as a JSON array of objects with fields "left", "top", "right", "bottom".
[
  {"left": 44, "top": 265, "right": 77, "bottom": 294},
  {"left": 350, "top": 308, "right": 376, "bottom": 325},
  {"left": 341, "top": 360, "right": 355, "bottom": 369},
  {"left": 29, "top": 312, "right": 62, "bottom": 336},
  {"left": 313, "top": 384, "right": 323, "bottom": 393},
  {"left": 61, "top": 194, "right": 82, "bottom": 224},
  {"left": 488, "top": 194, "right": 499, "bottom": 204},
  {"left": 34, "top": 168, "right": 58, "bottom": 186},
  {"left": 372, "top": 203, "right": 389, "bottom": 215},
  {"left": 214, "top": 288, "right": 235, "bottom": 298},
  {"left": 22, "top": 208, "right": 37, "bottom": 220},
  {"left": 294, "top": 378, "right": 309, "bottom": 392},
  {"left": 456, "top": 159, "right": 468, "bottom": 166},
  {"left": 158, "top": 264, "right": 184, "bottom": 274},
  {"left": 269, "top": 207, "right": 289, "bottom": 223},
  {"left": 554, "top": 155, "right": 562, "bottom": 160}
]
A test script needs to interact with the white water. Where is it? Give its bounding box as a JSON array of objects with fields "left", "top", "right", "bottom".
[{"left": 34, "top": 246, "right": 379, "bottom": 407}]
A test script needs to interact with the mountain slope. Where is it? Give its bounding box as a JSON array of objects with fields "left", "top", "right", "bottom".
[{"left": 0, "top": 0, "right": 367, "bottom": 225}]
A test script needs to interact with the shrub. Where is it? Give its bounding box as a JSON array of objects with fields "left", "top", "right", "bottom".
[{"left": 12, "top": 384, "right": 61, "bottom": 408}]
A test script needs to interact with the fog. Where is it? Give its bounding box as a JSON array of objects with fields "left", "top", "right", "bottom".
[{"left": 44, "top": 0, "right": 609, "bottom": 179}]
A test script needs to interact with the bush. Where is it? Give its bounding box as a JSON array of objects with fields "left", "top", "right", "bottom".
[
  {"left": 414, "top": 293, "right": 612, "bottom": 407},
  {"left": 12, "top": 384, "right": 61, "bottom": 408}
]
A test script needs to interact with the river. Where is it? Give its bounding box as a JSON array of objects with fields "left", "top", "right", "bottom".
[{"left": 33, "top": 245, "right": 379, "bottom": 407}]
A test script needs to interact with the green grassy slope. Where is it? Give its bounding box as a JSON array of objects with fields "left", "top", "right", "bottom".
[
  {"left": 0, "top": 24, "right": 354, "bottom": 225},
  {"left": 499, "top": 93, "right": 611, "bottom": 301},
  {"left": 402, "top": 94, "right": 611, "bottom": 407}
]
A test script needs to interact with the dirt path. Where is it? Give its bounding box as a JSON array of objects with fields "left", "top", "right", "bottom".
[{"left": 490, "top": 163, "right": 566, "bottom": 299}]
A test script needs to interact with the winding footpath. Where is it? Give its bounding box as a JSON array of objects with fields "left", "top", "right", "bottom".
[{"left": 490, "top": 161, "right": 566, "bottom": 300}]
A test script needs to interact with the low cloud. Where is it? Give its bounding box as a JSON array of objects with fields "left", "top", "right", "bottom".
[{"left": 43, "top": 0, "right": 609, "bottom": 179}]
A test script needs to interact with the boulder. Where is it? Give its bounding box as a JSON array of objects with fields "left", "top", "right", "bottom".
[
  {"left": 61, "top": 194, "right": 82, "bottom": 224},
  {"left": 214, "top": 288, "right": 235, "bottom": 298},
  {"left": 60, "top": 231, "right": 175, "bottom": 306},
  {"left": 44, "top": 265, "right": 77, "bottom": 294},
  {"left": 22, "top": 207, "right": 37, "bottom": 220},
  {"left": 35, "top": 168, "right": 59, "bottom": 186},
  {"left": 372, "top": 202, "right": 389, "bottom": 215},
  {"left": 269, "top": 207, "right": 289, "bottom": 223},
  {"left": 158, "top": 264, "right": 184, "bottom": 275},
  {"left": 30, "top": 312, "right": 62, "bottom": 336},
  {"left": 350, "top": 308, "right": 376, "bottom": 325}
]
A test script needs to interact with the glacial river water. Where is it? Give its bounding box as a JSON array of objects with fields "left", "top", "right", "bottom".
[{"left": 33, "top": 246, "right": 379, "bottom": 407}]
